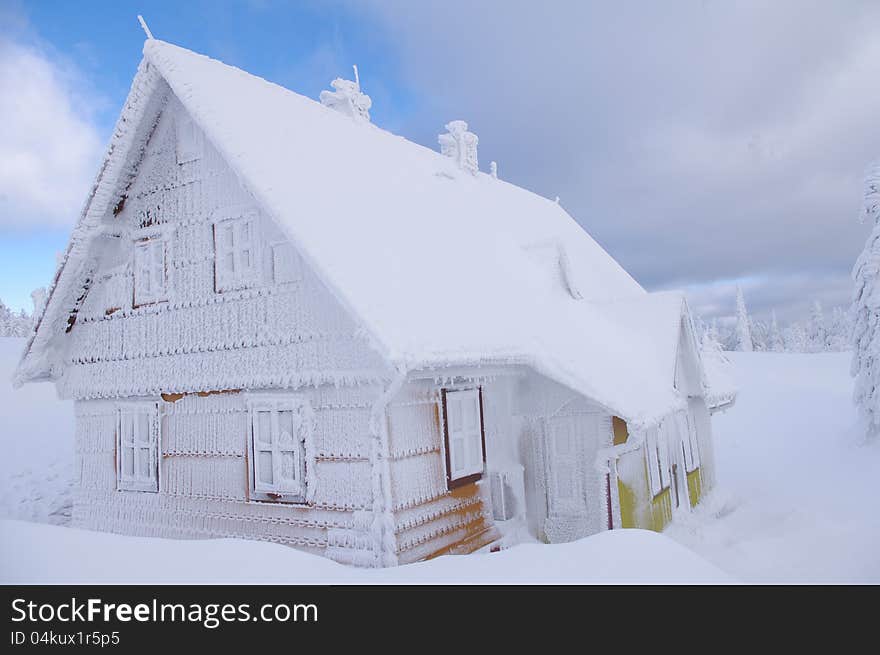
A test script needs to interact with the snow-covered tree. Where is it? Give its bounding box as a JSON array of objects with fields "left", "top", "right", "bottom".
[
  {"left": 751, "top": 318, "right": 769, "bottom": 351},
  {"left": 784, "top": 321, "right": 807, "bottom": 353},
  {"left": 769, "top": 310, "right": 784, "bottom": 352},
  {"left": 851, "top": 159, "right": 880, "bottom": 438},
  {"left": 734, "top": 287, "right": 753, "bottom": 352},
  {"left": 807, "top": 300, "right": 827, "bottom": 353},
  {"left": 0, "top": 299, "right": 32, "bottom": 337},
  {"left": 827, "top": 306, "right": 851, "bottom": 352}
]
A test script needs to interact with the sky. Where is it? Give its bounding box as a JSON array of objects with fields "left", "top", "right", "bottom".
[{"left": 1, "top": 0, "right": 878, "bottom": 324}]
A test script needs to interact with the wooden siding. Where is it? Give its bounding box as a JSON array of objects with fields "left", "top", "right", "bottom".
[
  {"left": 386, "top": 378, "right": 500, "bottom": 564},
  {"left": 72, "top": 384, "right": 383, "bottom": 565},
  {"left": 60, "top": 95, "right": 387, "bottom": 400},
  {"left": 65, "top": 95, "right": 390, "bottom": 566}
]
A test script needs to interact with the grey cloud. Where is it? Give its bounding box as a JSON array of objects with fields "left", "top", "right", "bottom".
[{"left": 356, "top": 0, "right": 880, "bottom": 320}]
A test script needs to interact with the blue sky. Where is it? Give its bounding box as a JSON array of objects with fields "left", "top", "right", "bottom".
[
  {"left": 1, "top": 0, "right": 418, "bottom": 311},
  {"left": 2, "top": 1, "right": 879, "bottom": 321}
]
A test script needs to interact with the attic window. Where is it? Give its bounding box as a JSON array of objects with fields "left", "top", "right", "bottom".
[
  {"left": 175, "top": 114, "right": 201, "bottom": 164},
  {"left": 441, "top": 388, "right": 486, "bottom": 489},
  {"left": 213, "top": 212, "right": 262, "bottom": 292},
  {"left": 133, "top": 237, "right": 167, "bottom": 307}
]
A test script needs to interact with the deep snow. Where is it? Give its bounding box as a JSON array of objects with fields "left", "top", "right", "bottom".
[
  {"left": 1, "top": 338, "right": 877, "bottom": 583},
  {"left": 0, "top": 338, "right": 74, "bottom": 525},
  {"left": 667, "top": 352, "right": 880, "bottom": 583},
  {"left": 0, "top": 520, "right": 731, "bottom": 584}
]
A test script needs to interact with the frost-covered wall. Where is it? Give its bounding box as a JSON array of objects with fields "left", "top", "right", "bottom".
[
  {"left": 65, "top": 92, "right": 392, "bottom": 565},
  {"left": 385, "top": 372, "right": 514, "bottom": 564},
  {"left": 59, "top": 93, "right": 388, "bottom": 399},
  {"left": 516, "top": 374, "right": 612, "bottom": 543},
  {"left": 73, "top": 385, "right": 382, "bottom": 562}
]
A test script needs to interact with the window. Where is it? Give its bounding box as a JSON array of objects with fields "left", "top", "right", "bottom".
[
  {"left": 117, "top": 403, "right": 160, "bottom": 492},
  {"left": 441, "top": 388, "right": 486, "bottom": 489},
  {"left": 248, "top": 397, "right": 311, "bottom": 503},
  {"left": 175, "top": 114, "right": 201, "bottom": 164},
  {"left": 272, "top": 241, "right": 301, "bottom": 284},
  {"left": 214, "top": 213, "right": 261, "bottom": 292},
  {"left": 133, "top": 238, "right": 167, "bottom": 306},
  {"left": 645, "top": 426, "right": 670, "bottom": 497}
]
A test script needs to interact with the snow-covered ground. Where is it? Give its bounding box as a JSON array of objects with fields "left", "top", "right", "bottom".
[
  {"left": 0, "top": 337, "right": 877, "bottom": 583},
  {"left": 0, "top": 519, "right": 731, "bottom": 584},
  {"left": 667, "top": 351, "right": 880, "bottom": 583},
  {"left": 0, "top": 337, "right": 74, "bottom": 525}
]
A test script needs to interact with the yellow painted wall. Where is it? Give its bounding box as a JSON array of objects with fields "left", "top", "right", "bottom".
[{"left": 616, "top": 449, "right": 672, "bottom": 532}]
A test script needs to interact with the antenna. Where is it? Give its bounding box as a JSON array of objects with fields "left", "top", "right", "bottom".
[
  {"left": 352, "top": 64, "right": 360, "bottom": 91},
  {"left": 137, "top": 15, "right": 154, "bottom": 40}
]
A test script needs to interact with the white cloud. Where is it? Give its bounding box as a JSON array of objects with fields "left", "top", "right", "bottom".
[{"left": 0, "top": 37, "right": 104, "bottom": 229}]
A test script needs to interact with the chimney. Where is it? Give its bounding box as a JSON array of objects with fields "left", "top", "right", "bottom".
[
  {"left": 320, "top": 69, "right": 372, "bottom": 123},
  {"left": 438, "top": 120, "right": 478, "bottom": 175}
]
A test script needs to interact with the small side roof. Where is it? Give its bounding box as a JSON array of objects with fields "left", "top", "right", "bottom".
[{"left": 17, "top": 39, "right": 719, "bottom": 427}]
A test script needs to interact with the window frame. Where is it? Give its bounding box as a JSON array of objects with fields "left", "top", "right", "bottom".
[
  {"left": 116, "top": 401, "right": 160, "bottom": 493},
  {"left": 175, "top": 114, "right": 202, "bottom": 164},
  {"left": 132, "top": 236, "right": 168, "bottom": 307},
  {"left": 246, "top": 395, "right": 313, "bottom": 504},
  {"left": 213, "top": 209, "right": 263, "bottom": 293},
  {"left": 440, "top": 387, "right": 487, "bottom": 491}
]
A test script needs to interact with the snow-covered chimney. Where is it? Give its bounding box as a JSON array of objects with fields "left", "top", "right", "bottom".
[
  {"left": 320, "top": 67, "right": 371, "bottom": 123},
  {"left": 438, "top": 120, "right": 478, "bottom": 175},
  {"left": 490, "top": 161, "right": 498, "bottom": 179}
]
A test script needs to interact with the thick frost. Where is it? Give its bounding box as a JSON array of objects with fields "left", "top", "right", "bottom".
[{"left": 133, "top": 41, "right": 694, "bottom": 426}]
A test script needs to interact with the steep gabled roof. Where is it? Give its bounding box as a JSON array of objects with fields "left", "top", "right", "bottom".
[{"left": 16, "top": 39, "right": 715, "bottom": 427}]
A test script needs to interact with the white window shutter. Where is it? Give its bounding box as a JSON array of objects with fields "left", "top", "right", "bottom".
[
  {"left": 252, "top": 409, "right": 275, "bottom": 491},
  {"left": 272, "top": 241, "right": 301, "bottom": 284},
  {"left": 214, "top": 214, "right": 262, "bottom": 292},
  {"left": 117, "top": 403, "right": 159, "bottom": 492},
  {"left": 248, "top": 398, "right": 309, "bottom": 501},
  {"left": 444, "top": 389, "right": 484, "bottom": 483},
  {"left": 133, "top": 239, "right": 167, "bottom": 306},
  {"left": 176, "top": 114, "right": 201, "bottom": 164},
  {"left": 151, "top": 241, "right": 165, "bottom": 298}
]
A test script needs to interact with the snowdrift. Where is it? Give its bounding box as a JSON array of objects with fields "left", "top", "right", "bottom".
[{"left": 0, "top": 520, "right": 732, "bottom": 584}]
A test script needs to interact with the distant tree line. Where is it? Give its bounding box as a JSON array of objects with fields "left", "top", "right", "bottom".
[
  {"left": 696, "top": 287, "right": 850, "bottom": 353},
  {"left": 0, "top": 299, "right": 33, "bottom": 337}
]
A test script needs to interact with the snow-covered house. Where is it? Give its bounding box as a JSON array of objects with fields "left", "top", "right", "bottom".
[{"left": 14, "top": 38, "right": 735, "bottom": 567}]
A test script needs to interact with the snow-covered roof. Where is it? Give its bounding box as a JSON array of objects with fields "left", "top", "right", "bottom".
[{"left": 16, "top": 39, "right": 719, "bottom": 427}]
